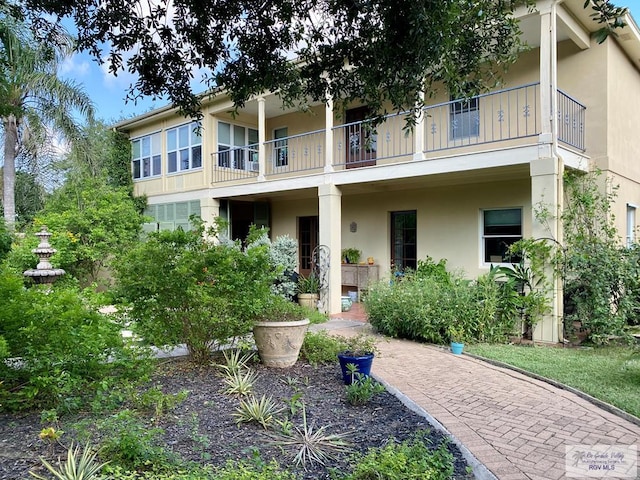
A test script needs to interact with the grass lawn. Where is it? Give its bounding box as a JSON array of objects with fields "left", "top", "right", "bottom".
[{"left": 466, "top": 344, "right": 640, "bottom": 419}]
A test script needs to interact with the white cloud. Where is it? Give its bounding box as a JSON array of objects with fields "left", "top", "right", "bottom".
[{"left": 59, "top": 54, "right": 91, "bottom": 77}]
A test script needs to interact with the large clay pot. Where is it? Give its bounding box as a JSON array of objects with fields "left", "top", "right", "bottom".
[{"left": 253, "top": 318, "right": 310, "bottom": 368}]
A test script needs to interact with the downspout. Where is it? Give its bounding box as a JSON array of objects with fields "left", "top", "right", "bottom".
[{"left": 550, "top": 0, "right": 566, "bottom": 343}]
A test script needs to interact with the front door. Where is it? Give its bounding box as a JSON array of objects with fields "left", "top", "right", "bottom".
[
  {"left": 298, "top": 216, "right": 319, "bottom": 278},
  {"left": 345, "top": 106, "right": 377, "bottom": 168}
]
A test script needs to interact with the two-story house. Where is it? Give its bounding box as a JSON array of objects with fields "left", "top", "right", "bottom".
[{"left": 115, "top": 0, "right": 640, "bottom": 344}]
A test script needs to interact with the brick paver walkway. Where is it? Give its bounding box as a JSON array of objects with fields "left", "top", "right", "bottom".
[{"left": 321, "top": 319, "right": 640, "bottom": 480}]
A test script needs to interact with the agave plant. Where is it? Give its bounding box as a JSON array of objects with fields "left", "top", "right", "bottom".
[
  {"left": 233, "top": 395, "right": 283, "bottom": 429},
  {"left": 268, "top": 404, "right": 351, "bottom": 467},
  {"left": 29, "top": 443, "right": 109, "bottom": 480}
]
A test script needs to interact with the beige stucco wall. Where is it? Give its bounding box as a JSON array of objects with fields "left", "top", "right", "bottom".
[{"left": 269, "top": 179, "right": 531, "bottom": 279}]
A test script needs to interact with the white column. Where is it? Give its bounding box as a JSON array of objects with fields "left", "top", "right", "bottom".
[
  {"left": 318, "top": 184, "right": 342, "bottom": 314},
  {"left": 413, "top": 90, "right": 425, "bottom": 161},
  {"left": 325, "top": 94, "right": 334, "bottom": 173},
  {"left": 200, "top": 197, "right": 220, "bottom": 241},
  {"left": 538, "top": 2, "right": 553, "bottom": 144},
  {"left": 258, "top": 97, "right": 266, "bottom": 181},
  {"left": 531, "top": 0, "right": 562, "bottom": 343}
]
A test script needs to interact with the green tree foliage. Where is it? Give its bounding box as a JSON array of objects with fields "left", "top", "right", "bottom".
[
  {"left": 0, "top": 11, "right": 94, "bottom": 227},
  {"left": 0, "top": 265, "right": 152, "bottom": 412},
  {"left": 14, "top": 0, "right": 627, "bottom": 122},
  {"left": 6, "top": 179, "right": 145, "bottom": 286},
  {"left": 0, "top": 216, "right": 11, "bottom": 262},
  {"left": 114, "top": 223, "right": 277, "bottom": 364}
]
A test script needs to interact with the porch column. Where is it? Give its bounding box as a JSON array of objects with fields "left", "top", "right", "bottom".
[
  {"left": 413, "top": 90, "right": 425, "bottom": 161},
  {"left": 530, "top": 157, "right": 562, "bottom": 343},
  {"left": 318, "top": 184, "right": 342, "bottom": 314},
  {"left": 258, "top": 96, "right": 266, "bottom": 181},
  {"left": 200, "top": 197, "right": 220, "bottom": 240},
  {"left": 324, "top": 94, "right": 335, "bottom": 173}
]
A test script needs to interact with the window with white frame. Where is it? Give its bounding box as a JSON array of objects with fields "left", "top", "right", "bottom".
[
  {"left": 482, "top": 208, "right": 522, "bottom": 264},
  {"left": 450, "top": 95, "right": 479, "bottom": 139},
  {"left": 274, "top": 127, "right": 288, "bottom": 167},
  {"left": 132, "top": 132, "right": 161, "bottom": 179},
  {"left": 627, "top": 204, "right": 637, "bottom": 247},
  {"left": 167, "top": 122, "right": 202, "bottom": 173},
  {"left": 217, "top": 121, "right": 258, "bottom": 170}
]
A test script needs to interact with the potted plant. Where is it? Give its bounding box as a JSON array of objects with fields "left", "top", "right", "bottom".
[
  {"left": 336, "top": 333, "right": 379, "bottom": 385},
  {"left": 341, "top": 248, "right": 362, "bottom": 264},
  {"left": 253, "top": 295, "right": 310, "bottom": 368},
  {"left": 297, "top": 272, "right": 320, "bottom": 309},
  {"left": 448, "top": 325, "right": 466, "bottom": 355}
]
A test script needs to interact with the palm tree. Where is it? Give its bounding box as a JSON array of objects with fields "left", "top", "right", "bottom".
[{"left": 0, "top": 15, "right": 94, "bottom": 227}]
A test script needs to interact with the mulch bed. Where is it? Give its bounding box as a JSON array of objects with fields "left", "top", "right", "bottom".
[{"left": 0, "top": 359, "right": 472, "bottom": 479}]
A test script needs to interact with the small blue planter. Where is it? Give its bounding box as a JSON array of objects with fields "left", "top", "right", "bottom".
[
  {"left": 450, "top": 342, "right": 464, "bottom": 355},
  {"left": 337, "top": 352, "right": 374, "bottom": 384}
]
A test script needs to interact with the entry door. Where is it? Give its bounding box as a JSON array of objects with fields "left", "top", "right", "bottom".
[
  {"left": 391, "top": 210, "right": 417, "bottom": 272},
  {"left": 298, "top": 216, "right": 319, "bottom": 278},
  {"left": 345, "top": 107, "right": 377, "bottom": 168}
]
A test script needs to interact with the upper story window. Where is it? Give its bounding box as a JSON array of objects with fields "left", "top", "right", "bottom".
[
  {"left": 167, "top": 122, "right": 202, "bottom": 173},
  {"left": 274, "top": 127, "right": 288, "bottom": 167},
  {"left": 132, "top": 132, "right": 162, "bottom": 180},
  {"left": 482, "top": 208, "right": 522, "bottom": 264},
  {"left": 450, "top": 95, "right": 479, "bottom": 139},
  {"left": 217, "top": 121, "right": 258, "bottom": 170}
]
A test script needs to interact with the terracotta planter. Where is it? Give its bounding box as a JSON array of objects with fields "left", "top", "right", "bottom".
[
  {"left": 297, "top": 293, "right": 319, "bottom": 310},
  {"left": 253, "top": 318, "right": 310, "bottom": 368}
]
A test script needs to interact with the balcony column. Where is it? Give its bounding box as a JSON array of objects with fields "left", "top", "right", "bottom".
[
  {"left": 413, "top": 90, "right": 425, "bottom": 161},
  {"left": 258, "top": 96, "right": 266, "bottom": 181},
  {"left": 324, "top": 93, "right": 335, "bottom": 173},
  {"left": 538, "top": 1, "right": 553, "bottom": 143},
  {"left": 318, "top": 184, "right": 342, "bottom": 314}
]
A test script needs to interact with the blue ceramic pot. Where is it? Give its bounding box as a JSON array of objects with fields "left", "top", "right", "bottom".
[
  {"left": 337, "top": 352, "right": 374, "bottom": 384},
  {"left": 450, "top": 342, "right": 464, "bottom": 355}
]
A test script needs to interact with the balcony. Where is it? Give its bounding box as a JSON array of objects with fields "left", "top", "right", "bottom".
[{"left": 212, "top": 83, "right": 585, "bottom": 184}]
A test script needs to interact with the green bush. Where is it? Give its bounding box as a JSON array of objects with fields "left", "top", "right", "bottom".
[
  {"left": 7, "top": 180, "right": 145, "bottom": 287},
  {"left": 342, "top": 434, "right": 454, "bottom": 480},
  {"left": 300, "top": 331, "right": 346, "bottom": 365},
  {"left": 0, "top": 266, "right": 152, "bottom": 412},
  {"left": 114, "top": 223, "right": 276, "bottom": 364},
  {"left": 365, "top": 263, "right": 517, "bottom": 344},
  {"left": 98, "top": 410, "right": 172, "bottom": 471}
]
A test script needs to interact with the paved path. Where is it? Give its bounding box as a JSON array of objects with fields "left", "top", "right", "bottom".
[{"left": 317, "top": 319, "right": 640, "bottom": 480}]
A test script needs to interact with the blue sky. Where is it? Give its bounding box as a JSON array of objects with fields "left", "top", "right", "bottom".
[{"left": 58, "top": 1, "right": 640, "bottom": 125}]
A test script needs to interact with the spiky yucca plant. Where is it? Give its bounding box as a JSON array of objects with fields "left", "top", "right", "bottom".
[{"left": 29, "top": 443, "right": 109, "bottom": 480}]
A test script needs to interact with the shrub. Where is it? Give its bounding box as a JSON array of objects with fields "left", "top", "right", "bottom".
[
  {"left": 300, "top": 331, "right": 345, "bottom": 365},
  {"left": 345, "top": 374, "right": 385, "bottom": 406},
  {"left": 365, "top": 263, "right": 517, "bottom": 344},
  {"left": 342, "top": 433, "right": 454, "bottom": 480},
  {"left": 0, "top": 266, "right": 152, "bottom": 412},
  {"left": 114, "top": 223, "right": 276, "bottom": 364},
  {"left": 98, "top": 410, "right": 171, "bottom": 471}
]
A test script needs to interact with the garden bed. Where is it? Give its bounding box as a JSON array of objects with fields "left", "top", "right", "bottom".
[{"left": 0, "top": 359, "right": 472, "bottom": 479}]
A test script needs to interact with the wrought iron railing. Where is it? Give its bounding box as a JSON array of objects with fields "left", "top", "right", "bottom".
[
  {"left": 264, "top": 129, "right": 325, "bottom": 176},
  {"left": 209, "top": 83, "right": 586, "bottom": 183},
  {"left": 211, "top": 146, "right": 259, "bottom": 183},
  {"left": 557, "top": 90, "right": 586, "bottom": 151}
]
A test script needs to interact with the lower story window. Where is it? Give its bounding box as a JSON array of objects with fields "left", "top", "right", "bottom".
[
  {"left": 391, "top": 210, "right": 417, "bottom": 272},
  {"left": 482, "top": 208, "right": 522, "bottom": 263}
]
